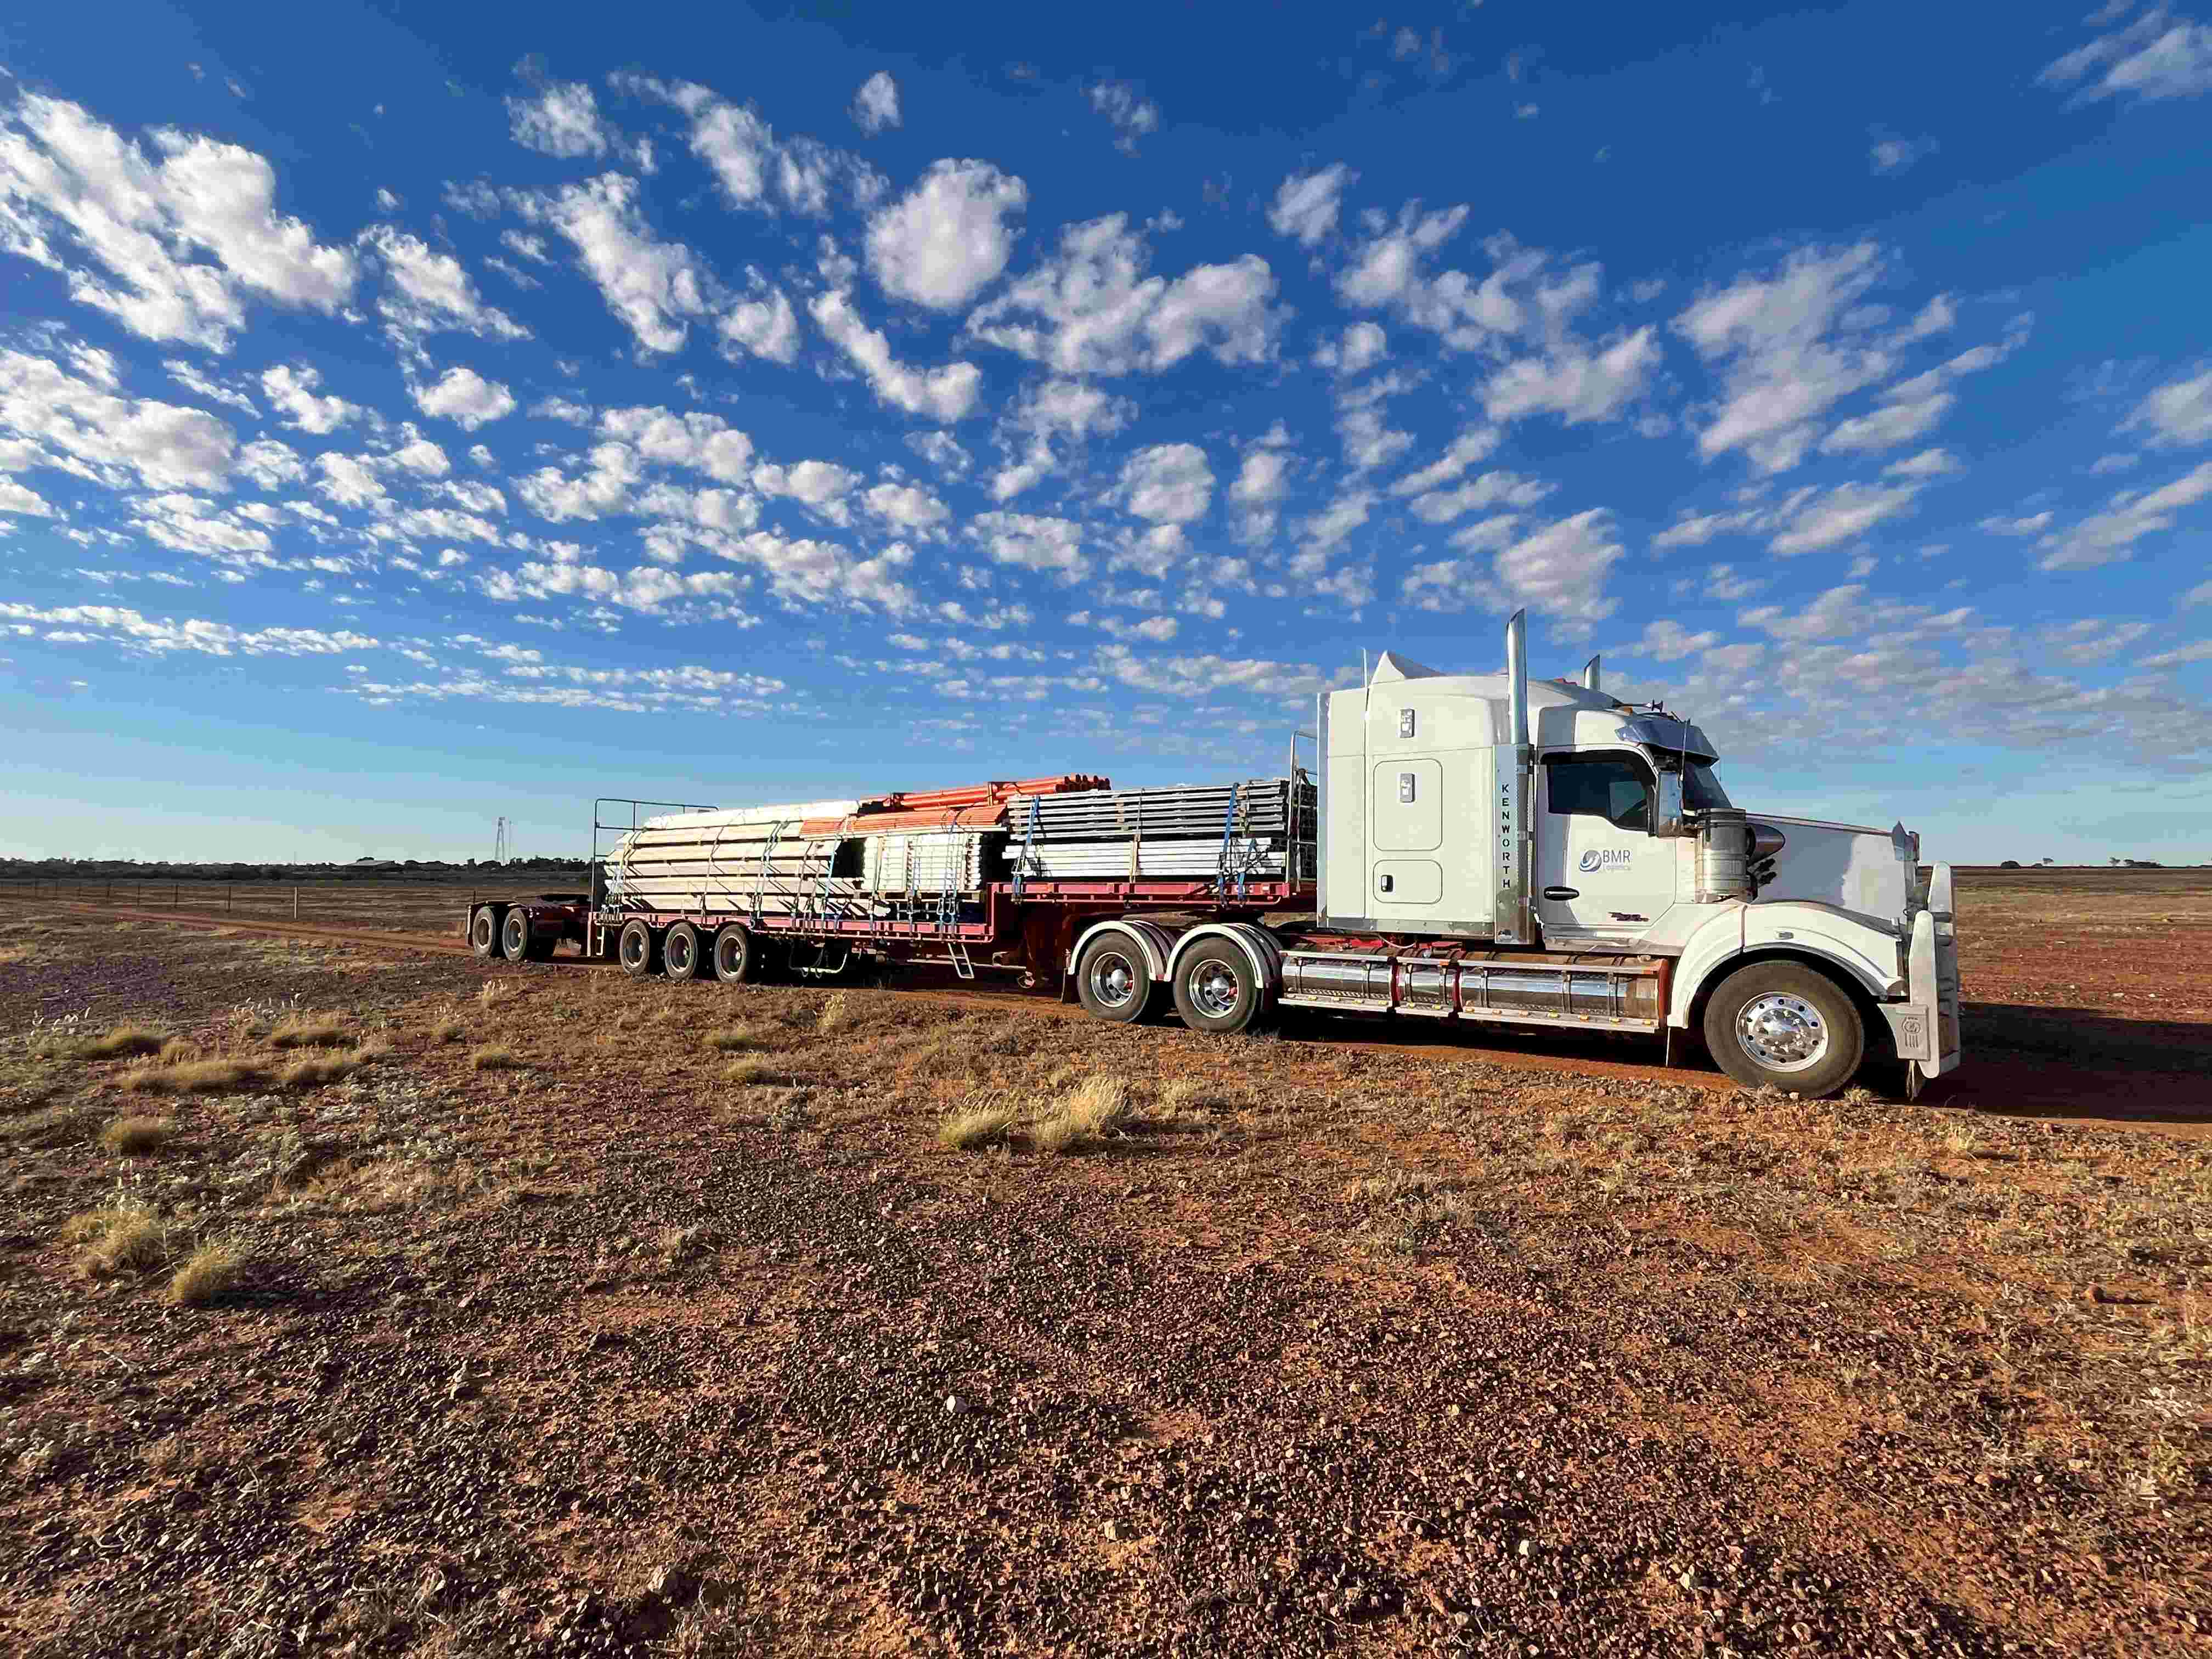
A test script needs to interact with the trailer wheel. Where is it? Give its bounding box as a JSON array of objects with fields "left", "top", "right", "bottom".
[
  {"left": 1701, "top": 961, "right": 1864, "bottom": 1098},
  {"left": 500, "top": 909, "right": 533, "bottom": 963},
  {"left": 1172, "top": 942, "right": 1262, "bottom": 1035},
  {"left": 663, "top": 922, "right": 703, "bottom": 981},
  {"left": 710, "top": 927, "right": 755, "bottom": 984},
  {"left": 470, "top": 906, "right": 501, "bottom": 959},
  {"left": 618, "top": 919, "right": 659, "bottom": 979},
  {"left": 1074, "top": 935, "right": 1154, "bottom": 1024}
]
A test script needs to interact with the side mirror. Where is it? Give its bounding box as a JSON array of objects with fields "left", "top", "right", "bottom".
[{"left": 1650, "top": 771, "right": 1685, "bottom": 838}]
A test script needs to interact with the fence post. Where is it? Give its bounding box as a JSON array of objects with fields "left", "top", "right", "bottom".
[
  {"left": 293, "top": 887, "right": 300, "bottom": 922},
  {"left": 227, "top": 885, "right": 232, "bottom": 913}
]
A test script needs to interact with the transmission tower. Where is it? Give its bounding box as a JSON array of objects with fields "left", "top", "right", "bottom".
[{"left": 494, "top": 816, "right": 510, "bottom": 864}]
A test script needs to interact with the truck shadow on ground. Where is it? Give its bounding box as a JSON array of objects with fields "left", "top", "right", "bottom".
[{"left": 1930, "top": 1000, "right": 2212, "bottom": 1130}]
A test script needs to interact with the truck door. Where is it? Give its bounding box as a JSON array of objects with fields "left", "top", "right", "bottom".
[{"left": 1535, "top": 751, "right": 1678, "bottom": 946}]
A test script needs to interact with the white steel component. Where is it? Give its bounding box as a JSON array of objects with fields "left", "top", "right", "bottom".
[
  {"left": 1666, "top": 901, "right": 1905, "bottom": 1029},
  {"left": 1165, "top": 922, "right": 1282, "bottom": 1015},
  {"left": 640, "top": 801, "right": 859, "bottom": 831},
  {"left": 1065, "top": 916, "right": 1176, "bottom": 985},
  {"left": 1882, "top": 863, "right": 1961, "bottom": 1090}
]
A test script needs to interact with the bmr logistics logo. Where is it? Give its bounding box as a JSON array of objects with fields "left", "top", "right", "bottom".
[{"left": 1578, "top": 848, "right": 1633, "bottom": 873}]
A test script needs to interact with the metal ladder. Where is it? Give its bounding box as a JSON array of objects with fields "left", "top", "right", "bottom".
[{"left": 935, "top": 833, "right": 973, "bottom": 979}]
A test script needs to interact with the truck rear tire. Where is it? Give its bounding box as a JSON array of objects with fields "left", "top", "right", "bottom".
[
  {"left": 1172, "top": 941, "right": 1263, "bottom": 1035},
  {"left": 470, "top": 906, "right": 501, "bottom": 959},
  {"left": 1701, "top": 961, "right": 1864, "bottom": 1098},
  {"left": 500, "top": 909, "right": 532, "bottom": 963},
  {"left": 711, "top": 926, "right": 756, "bottom": 984},
  {"left": 1074, "top": 934, "right": 1154, "bottom": 1024},
  {"left": 618, "top": 919, "right": 659, "bottom": 979},
  {"left": 663, "top": 922, "right": 703, "bottom": 981}
]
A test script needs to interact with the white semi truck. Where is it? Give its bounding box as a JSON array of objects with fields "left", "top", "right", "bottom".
[{"left": 498, "top": 611, "right": 1960, "bottom": 1099}]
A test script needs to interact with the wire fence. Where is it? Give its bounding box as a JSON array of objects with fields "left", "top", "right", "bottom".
[{"left": 3, "top": 877, "right": 538, "bottom": 936}]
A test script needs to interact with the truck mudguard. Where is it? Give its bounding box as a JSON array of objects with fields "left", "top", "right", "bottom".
[{"left": 1668, "top": 902, "right": 1906, "bottom": 1029}]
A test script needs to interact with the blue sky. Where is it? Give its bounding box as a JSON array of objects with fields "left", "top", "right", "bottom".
[{"left": 3, "top": 0, "right": 2209, "bottom": 865}]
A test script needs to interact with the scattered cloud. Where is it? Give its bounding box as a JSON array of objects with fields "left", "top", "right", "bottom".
[
  {"left": 851, "top": 71, "right": 901, "bottom": 135},
  {"left": 1087, "top": 81, "right": 1160, "bottom": 155}
]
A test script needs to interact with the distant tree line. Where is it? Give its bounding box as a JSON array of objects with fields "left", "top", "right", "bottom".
[{"left": 0, "top": 855, "right": 588, "bottom": 881}]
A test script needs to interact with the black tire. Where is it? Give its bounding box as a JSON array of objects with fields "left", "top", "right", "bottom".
[
  {"left": 1701, "top": 961, "right": 1864, "bottom": 1098},
  {"left": 710, "top": 926, "right": 755, "bottom": 984},
  {"left": 1171, "top": 940, "right": 1263, "bottom": 1035},
  {"left": 618, "top": 919, "right": 660, "bottom": 979},
  {"left": 1074, "top": 933, "right": 1154, "bottom": 1024},
  {"left": 469, "top": 906, "right": 501, "bottom": 959},
  {"left": 500, "top": 909, "right": 532, "bottom": 963},
  {"left": 663, "top": 921, "right": 702, "bottom": 981}
]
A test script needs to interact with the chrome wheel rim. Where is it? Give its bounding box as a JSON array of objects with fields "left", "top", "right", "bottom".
[
  {"left": 1087, "top": 950, "right": 1137, "bottom": 1011},
  {"left": 503, "top": 917, "right": 525, "bottom": 954},
  {"left": 667, "top": 932, "right": 693, "bottom": 972},
  {"left": 1737, "top": 992, "right": 1829, "bottom": 1072},
  {"left": 622, "top": 930, "right": 646, "bottom": 967},
  {"left": 1189, "top": 958, "right": 1240, "bottom": 1019},
  {"left": 716, "top": 934, "right": 744, "bottom": 977}
]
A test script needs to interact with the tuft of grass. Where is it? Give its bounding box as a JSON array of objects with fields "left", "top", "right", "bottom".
[
  {"left": 281, "top": 1054, "right": 360, "bottom": 1090},
  {"left": 157, "top": 1036, "right": 202, "bottom": 1065},
  {"left": 1033, "top": 1074, "right": 1133, "bottom": 1155},
  {"left": 705, "top": 1025, "right": 762, "bottom": 1053},
  {"left": 432, "top": 1006, "right": 466, "bottom": 1042},
  {"left": 120, "top": 1057, "right": 269, "bottom": 1096},
  {"left": 99, "top": 1115, "right": 175, "bottom": 1156},
  {"left": 470, "top": 1045, "right": 523, "bottom": 1072},
  {"left": 79, "top": 1025, "right": 167, "bottom": 1060},
  {"left": 937, "top": 1099, "right": 1020, "bottom": 1152},
  {"left": 270, "top": 1013, "right": 348, "bottom": 1049},
  {"left": 817, "top": 991, "right": 854, "bottom": 1032},
  {"left": 478, "top": 980, "right": 515, "bottom": 1011},
  {"left": 65, "top": 1199, "right": 171, "bottom": 1278},
  {"left": 166, "top": 1242, "right": 243, "bottom": 1306},
  {"left": 721, "top": 1056, "right": 778, "bottom": 1085}
]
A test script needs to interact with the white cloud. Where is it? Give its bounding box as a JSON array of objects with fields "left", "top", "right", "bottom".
[
  {"left": 413, "top": 365, "right": 517, "bottom": 430},
  {"left": 967, "top": 215, "right": 1278, "bottom": 376},
  {"left": 614, "top": 75, "right": 883, "bottom": 217},
  {"left": 861, "top": 480, "right": 950, "bottom": 533},
  {"left": 1483, "top": 326, "right": 1660, "bottom": 425},
  {"left": 1087, "top": 81, "right": 1160, "bottom": 155},
  {"left": 905, "top": 430, "right": 972, "bottom": 478},
  {"left": 506, "top": 80, "right": 651, "bottom": 167},
  {"left": 1674, "top": 242, "right": 1893, "bottom": 471},
  {"left": 523, "top": 172, "right": 715, "bottom": 353},
  {"left": 161, "top": 358, "right": 256, "bottom": 415},
  {"left": 600, "top": 405, "right": 755, "bottom": 483},
  {"left": 1390, "top": 427, "right": 1502, "bottom": 496},
  {"left": 1637, "top": 619, "right": 1718, "bottom": 660},
  {"left": 719, "top": 270, "right": 801, "bottom": 365},
  {"left": 1118, "top": 443, "right": 1214, "bottom": 523},
  {"left": 1095, "top": 644, "right": 1322, "bottom": 699},
  {"left": 387, "top": 430, "right": 450, "bottom": 477},
  {"left": 1738, "top": 584, "right": 1874, "bottom": 642},
  {"left": 967, "top": 510, "right": 1086, "bottom": 576},
  {"left": 865, "top": 159, "right": 1026, "bottom": 311},
  {"left": 0, "top": 346, "right": 238, "bottom": 494},
  {"left": 2041, "top": 7, "right": 2212, "bottom": 105},
  {"left": 234, "top": 438, "right": 302, "bottom": 489},
  {"left": 1769, "top": 482, "right": 1918, "bottom": 554},
  {"left": 1868, "top": 132, "right": 1938, "bottom": 175},
  {"left": 359, "top": 225, "right": 530, "bottom": 342},
  {"left": 1268, "top": 164, "right": 1355, "bottom": 247},
  {"left": 1314, "top": 320, "right": 1389, "bottom": 376},
  {"left": 1407, "top": 469, "right": 1554, "bottom": 524},
  {"left": 2038, "top": 460, "right": 2212, "bottom": 569},
  {"left": 0, "top": 92, "right": 356, "bottom": 352},
  {"left": 2123, "top": 365, "right": 2212, "bottom": 447},
  {"left": 1884, "top": 447, "right": 1962, "bottom": 478},
  {"left": 851, "top": 72, "right": 901, "bottom": 135},
  {"left": 2141, "top": 640, "right": 2212, "bottom": 667},
  {"left": 1820, "top": 390, "right": 1953, "bottom": 454},
  {"left": 0, "top": 476, "right": 56, "bottom": 515},
  {"left": 808, "top": 288, "right": 981, "bottom": 421},
  {"left": 260, "top": 363, "right": 358, "bottom": 434},
  {"left": 1979, "top": 511, "right": 2053, "bottom": 537},
  {"left": 1403, "top": 508, "right": 1623, "bottom": 624},
  {"left": 0, "top": 601, "right": 373, "bottom": 656},
  {"left": 2037, "top": 618, "right": 2153, "bottom": 665}
]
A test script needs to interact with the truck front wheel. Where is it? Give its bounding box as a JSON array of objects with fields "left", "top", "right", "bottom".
[
  {"left": 618, "top": 919, "right": 659, "bottom": 979},
  {"left": 1701, "top": 961, "right": 1864, "bottom": 1098}
]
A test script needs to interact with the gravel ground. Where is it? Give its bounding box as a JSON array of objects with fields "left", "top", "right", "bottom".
[{"left": 1, "top": 896, "right": 2208, "bottom": 1657}]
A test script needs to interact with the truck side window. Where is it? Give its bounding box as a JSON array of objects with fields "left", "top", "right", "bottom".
[{"left": 1544, "top": 753, "right": 1653, "bottom": 832}]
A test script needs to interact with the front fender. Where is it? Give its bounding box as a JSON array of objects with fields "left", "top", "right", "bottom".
[{"left": 1667, "top": 901, "right": 1905, "bottom": 1028}]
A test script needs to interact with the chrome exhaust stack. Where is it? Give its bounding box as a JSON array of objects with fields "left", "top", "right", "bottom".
[
  {"left": 1495, "top": 609, "right": 1534, "bottom": 945},
  {"left": 1581, "top": 654, "right": 1601, "bottom": 692}
]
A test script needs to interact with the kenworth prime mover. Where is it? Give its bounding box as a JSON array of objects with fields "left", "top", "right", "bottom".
[{"left": 468, "top": 612, "right": 1961, "bottom": 1099}]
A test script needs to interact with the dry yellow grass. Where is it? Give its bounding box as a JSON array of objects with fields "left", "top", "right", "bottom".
[
  {"left": 157, "top": 1036, "right": 202, "bottom": 1065},
  {"left": 79, "top": 1025, "right": 167, "bottom": 1060},
  {"left": 99, "top": 1115, "right": 175, "bottom": 1155},
  {"left": 936, "top": 1099, "right": 1019, "bottom": 1151},
  {"left": 120, "top": 1056, "right": 269, "bottom": 1096},
  {"left": 478, "top": 980, "right": 515, "bottom": 1011},
  {"left": 704, "top": 1025, "right": 761, "bottom": 1053},
  {"left": 1032, "top": 1074, "right": 1134, "bottom": 1154},
  {"left": 470, "top": 1045, "right": 523, "bottom": 1072},
  {"left": 269, "top": 1012, "right": 348, "bottom": 1049},
  {"left": 817, "top": 991, "right": 854, "bottom": 1032},
  {"left": 166, "top": 1242, "right": 242, "bottom": 1306},
  {"left": 721, "top": 1056, "right": 778, "bottom": 1085},
  {"left": 65, "top": 1200, "right": 171, "bottom": 1277},
  {"left": 281, "top": 1054, "right": 360, "bottom": 1089}
]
